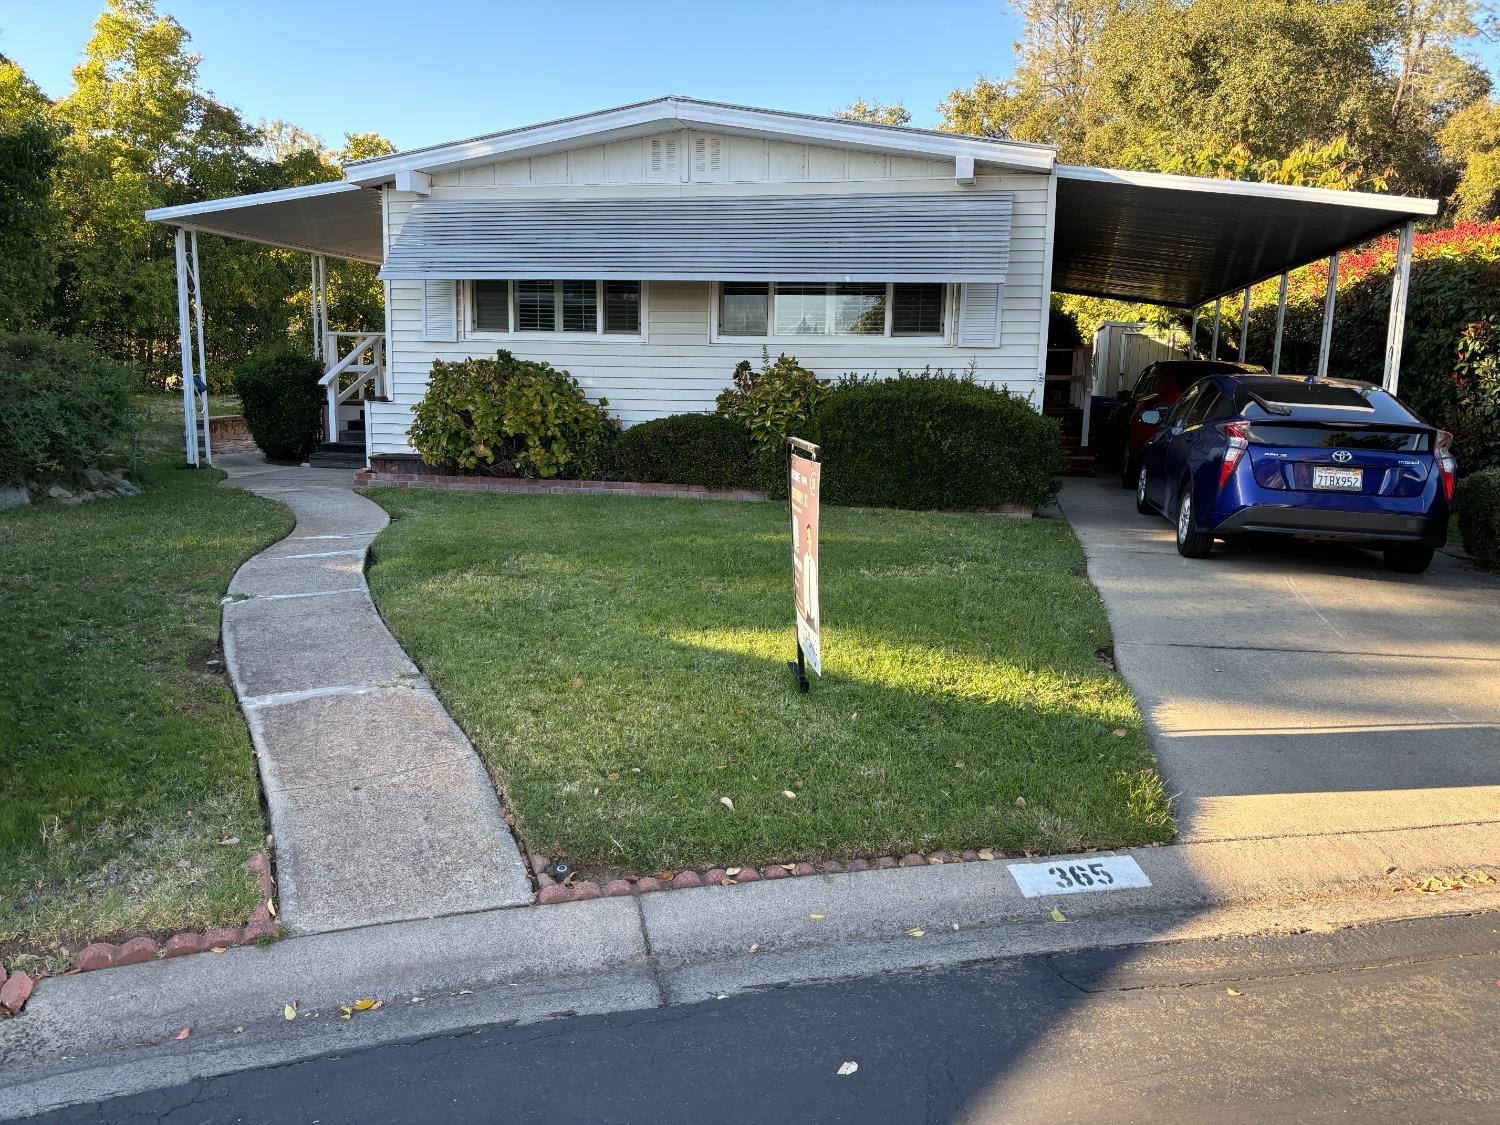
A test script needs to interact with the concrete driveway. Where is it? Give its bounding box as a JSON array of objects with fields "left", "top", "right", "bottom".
[{"left": 1060, "top": 477, "right": 1500, "bottom": 843}]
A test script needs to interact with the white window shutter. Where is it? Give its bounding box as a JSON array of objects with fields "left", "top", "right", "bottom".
[
  {"left": 958, "top": 283, "right": 1004, "bottom": 347},
  {"left": 422, "top": 279, "right": 457, "bottom": 342}
]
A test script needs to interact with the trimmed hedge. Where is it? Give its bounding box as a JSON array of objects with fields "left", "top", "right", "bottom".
[
  {"left": 610, "top": 413, "right": 756, "bottom": 489},
  {"left": 235, "top": 351, "right": 325, "bottom": 462},
  {"left": 1458, "top": 468, "right": 1500, "bottom": 569},
  {"left": 0, "top": 331, "right": 136, "bottom": 480},
  {"left": 803, "top": 375, "right": 1062, "bottom": 511}
]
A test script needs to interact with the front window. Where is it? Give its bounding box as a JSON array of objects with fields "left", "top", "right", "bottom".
[
  {"left": 718, "top": 282, "right": 946, "bottom": 339},
  {"left": 468, "top": 280, "right": 642, "bottom": 336}
]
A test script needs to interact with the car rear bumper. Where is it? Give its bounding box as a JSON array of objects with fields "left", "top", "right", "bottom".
[{"left": 1211, "top": 503, "right": 1447, "bottom": 546}]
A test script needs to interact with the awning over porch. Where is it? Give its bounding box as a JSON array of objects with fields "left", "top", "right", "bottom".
[
  {"left": 143, "top": 181, "right": 384, "bottom": 264},
  {"left": 377, "top": 192, "right": 1014, "bottom": 284}
]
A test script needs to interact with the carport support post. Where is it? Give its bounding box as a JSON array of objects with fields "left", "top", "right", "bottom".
[
  {"left": 1271, "top": 272, "right": 1289, "bottom": 375},
  {"left": 1210, "top": 298, "right": 1222, "bottom": 359},
  {"left": 1382, "top": 221, "right": 1416, "bottom": 395},
  {"left": 1316, "top": 251, "right": 1339, "bottom": 379},
  {"left": 174, "top": 227, "right": 198, "bottom": 467},
  {"left": 1238, "top": 287, "right": 1251, "bottom": 360},
  {"left": 1189, "top": 307, "right": 1200, "bottom": 358},
  {"left": 190, "top": 230, "right": 211, "bottom": 465}
]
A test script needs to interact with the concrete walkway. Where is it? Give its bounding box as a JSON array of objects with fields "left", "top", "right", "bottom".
[
  {"left": 1059, "top": 477, "right": 1500, "bottom": 844},
  {"left": 218, "top": 454, "right": 531, "bottom": 932}
]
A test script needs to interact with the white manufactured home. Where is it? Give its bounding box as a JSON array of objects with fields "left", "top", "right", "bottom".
[{"left": 146, "top": 97, "right": 1437, "bottom": 470}]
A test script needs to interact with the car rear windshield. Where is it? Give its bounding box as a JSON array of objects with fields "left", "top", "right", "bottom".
[
  {"left": 1235, "top": 382, "right": 1374, "bottom": 413},
  {"left": 1246, "top": 424, "right": 1429, "bottom": 451}
]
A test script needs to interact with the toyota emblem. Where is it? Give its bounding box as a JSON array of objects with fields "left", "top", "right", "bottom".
[{"left": 1331, "top": 449, "right": 1353, "bottom": 463}]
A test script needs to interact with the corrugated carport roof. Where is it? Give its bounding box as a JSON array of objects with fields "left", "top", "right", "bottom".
[
  {"left": 1052, "top": 165, "right": 1438, "bottom": 308},
  {"left": 144, "top": 181, "right": 383, "bottom": 263}
]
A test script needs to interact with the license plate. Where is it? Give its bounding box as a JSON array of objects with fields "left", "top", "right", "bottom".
[{"left": 1313, "top": 466, "right": 1363, "bottom": 491}]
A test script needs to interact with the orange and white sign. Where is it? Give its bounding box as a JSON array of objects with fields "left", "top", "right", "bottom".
[{"left": 789, "top": 450, "right": 822, "bottom": 677}]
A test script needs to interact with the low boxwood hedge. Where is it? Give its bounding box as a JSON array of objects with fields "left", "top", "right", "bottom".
[
  {"left": 802, "top": 375, "right": 1062, "bottom": 511},
  {"left": 610, "top": 412, "right": 757, "bottom": 489},
  {"left": 1458, "top": 468, "right": 1500, "bottom": 569},
  {"left": 234, "top": 350, "right": 325, "bottom": 462}
]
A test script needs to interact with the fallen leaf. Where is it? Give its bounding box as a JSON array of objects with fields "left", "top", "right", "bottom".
[
  {"left": 837, "top": 1061, "right": 859, "bottom": 1076},
  {"left": 283, "top": 1002, "right": 297, "bottom": 1021},
  {"left": 1014, "top": 795, "right": 1028, "bottom": 807},
  {"left": 458, "top": 989, "right": 473, "bottom": 995},
  {"left": 748, "top": 943, "right": 759, "bottom": 953},
  {"left": 726, "top": 867, "right": 742, "bottom": 876},
  {"left": 232, "top": 1027, "right": 244, "bottom": 1034},
  {"left": 210, "top": 946, "right": 228, "bottom": 954},
  {"left": 782, "top": 790, "right": 796, "bottom": 799},
  {"left": 954, "top": 761, "right": 964, "bottom": 769},
  {"left": 411, "top": 997, "right": 425, "bottom": 1003},
  {"left": 340, "top": 1005, "right": 353, "bottom": 1021},
  {"left": 353, "top": 998, "right": 378, "bottom": 1011},
  {"left": 173, "top": 1028, "right": 190, "bottom": 1041},
  {"left": 592, "top": 787, "right": 600, "bottom": 796},
  {"left": 218, "top": 836, "right": 239, "bottom": 846},
  {"left": 978, "top": 849, "right": 994, "bottom": 861},
  {"left": 905, "top": 928, "right": 925, "bottom": 938},
  {"left": 719, "top": 796, "right": 735, "bottom": 810},
  {"left": 1049, "top": 907, "right": 1069, "bottom": 923},
  {"left": 809, "top": 913, "right": 825, "bottom": 921},
  {"left": 1226, "top": 987, "right": 1242, "bottom": 997},
  {"left": 266, "top": 899, "right": 277, "bottom": 918},
  {"left": 1112, "top": 728, "right": 1126, "bottom": 737}
]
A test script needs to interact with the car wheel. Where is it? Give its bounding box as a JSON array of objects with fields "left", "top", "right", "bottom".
[
  {"left": 1175, "top": 482, "right": 1213, "bottom": 558},
  {"left": 1120, "top": 445, "right": 1136, "bottom": 489},
  {"left": 1135, "top": 464, "right": 1153, "bottom": 514},
  {"left": 1383, "top": 544, "right": 1435, "bottom": 574}
]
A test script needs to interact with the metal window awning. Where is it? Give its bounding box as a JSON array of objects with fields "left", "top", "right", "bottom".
[
  {"left": 378, "top": 193, "right": 1013, "bottom": 283},
  {"left": 1051, "top": 166, "right": 1439, "bottom": 307}
]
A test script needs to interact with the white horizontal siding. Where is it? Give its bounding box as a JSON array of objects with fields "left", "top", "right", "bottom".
[{"left": 373, "top": 165, "right": 1050, "bottom": 457}]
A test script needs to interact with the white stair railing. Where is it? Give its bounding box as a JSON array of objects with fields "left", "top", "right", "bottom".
[{"left": 318, "top": 332, "right": 385, "bottom": 442}]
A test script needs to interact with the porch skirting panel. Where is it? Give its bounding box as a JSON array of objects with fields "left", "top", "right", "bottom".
[{"left": 379, "top": 192, "right": 1013, "bottom": 284}]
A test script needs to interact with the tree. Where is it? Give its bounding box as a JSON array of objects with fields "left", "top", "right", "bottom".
[
  {"left": 0, "top": 55, "right": 62, "bottom": 330},
  {"left": 338, "top": 131, "right": 397, "bottom": 163},
  {"left": 1440, "top": 95, "right": 1500, "bottom": 218},
  {"left": 256, "top": 118, "right": 322, "bottom": 163},
  {"left": 833, "top": 100, "right": 912, "bottom": 127}
]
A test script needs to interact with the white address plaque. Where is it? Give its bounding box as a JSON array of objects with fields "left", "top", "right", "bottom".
[{"left": 1008, "top": 855, "right": 1151, "bottom": 898}]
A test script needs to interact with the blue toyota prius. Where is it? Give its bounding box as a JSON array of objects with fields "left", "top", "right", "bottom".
[{"left": 1134, "top": 373, "right": 1457, "bottom": 573}]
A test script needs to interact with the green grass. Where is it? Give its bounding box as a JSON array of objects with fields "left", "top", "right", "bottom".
[
  {"left": 364, "top": 491, "right": 1174, "bottom": 873},
  {"left": 0, "top": 458, "right": 292, "bottom": 973}
]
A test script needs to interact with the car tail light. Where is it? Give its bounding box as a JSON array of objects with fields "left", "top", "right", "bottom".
[
  {"left": 1217, "top": 421, "right": 1250, "bottom": 490},
  {"left": 1436, "top": 430, "right": 1456, "bottom": 502}
]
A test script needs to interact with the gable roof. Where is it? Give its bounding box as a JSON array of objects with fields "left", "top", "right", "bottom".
[{"left": 343, "top": 96, "right": 1056, "bottom": 185}]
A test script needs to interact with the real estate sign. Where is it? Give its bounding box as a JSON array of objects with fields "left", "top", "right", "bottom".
[{"left": 789, "top": 448, "right": 822, "bottom": 677}]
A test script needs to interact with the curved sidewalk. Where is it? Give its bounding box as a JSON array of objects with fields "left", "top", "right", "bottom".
[{"left": 218, "top": 453, "right": 532, "bottom": 932}]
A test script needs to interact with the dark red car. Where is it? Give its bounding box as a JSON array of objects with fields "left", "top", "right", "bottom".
[{"left": 1115, "top": 360, "right": 1264, "bottom": 486}]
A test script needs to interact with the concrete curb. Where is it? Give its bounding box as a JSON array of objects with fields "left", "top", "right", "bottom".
[{"left": 4, "top": 818, "right": 1495, "bottom": 1106}]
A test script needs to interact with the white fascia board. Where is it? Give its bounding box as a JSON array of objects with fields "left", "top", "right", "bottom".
[
  {"left": 144, "top": 180, "right": 366, "bottom": 223},
  {"left": 345, "top": 97, "right": 1056, "bottom": 186},
  {"left": 1057, "top": 164, "right": 1440, "bottom": 216}
]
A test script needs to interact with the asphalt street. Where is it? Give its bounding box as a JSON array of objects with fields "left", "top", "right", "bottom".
[{"left": 26, "top": 910, "right": 1500, "bottom": 1125}]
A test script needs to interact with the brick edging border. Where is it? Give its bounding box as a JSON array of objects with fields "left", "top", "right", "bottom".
[
  {"left": 74, "top": 854, "right": 278, "bottom": 974},
  {"left": 354, "top": 468, "right": 768, "bottom": 503},
  {"left": 526, "top": 846, "right": 1011, "bottom": 904}
]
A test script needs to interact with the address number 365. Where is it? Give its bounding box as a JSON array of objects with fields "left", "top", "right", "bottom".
[{"left": 1047, "top": 862, "right": 1115, "bottom": 889}]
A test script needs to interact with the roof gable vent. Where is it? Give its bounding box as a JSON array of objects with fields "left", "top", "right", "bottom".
[
  {"left": 692, "top": 133, "right": 724, "bottom": 181},
  {"left": 648, "top": 135, "right": 680, "bottom": 182}
]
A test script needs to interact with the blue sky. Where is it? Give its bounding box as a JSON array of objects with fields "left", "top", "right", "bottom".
[{"left": 0, "top": 1, "right": 1022, "bottom": 150}]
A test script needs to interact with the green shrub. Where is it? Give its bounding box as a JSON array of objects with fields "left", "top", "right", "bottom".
[
  {"left": 234, "top": 351, "right": 325, "bottom": 462},
  {"left": 410, "top": 349, "right": 616, "bottom": 479},
  {"left": 1450, "top": 319, "right": 1500, "bottom": 475},
  {"left": 610, "top": 413, "right": 757, "bottom": 489},
  {"left": 803, "top": 374, "right": 1062, "bottom": 511},
  {"left": 0, "top": 331, "right": 136, "bottom": 480},
  {"left": 715, "top": 352, "right": 829, "bottom": 452},
  {"left": 1458, "top": 468, "right": 1500, "bottom": 569}
]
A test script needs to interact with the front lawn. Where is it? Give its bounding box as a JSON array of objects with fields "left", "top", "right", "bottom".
[
  {"left": 0, "top": 462, "right": 292, "bottom": 972},
  {"left": 365, "top": 491, "right": 1173, "bottom": 872}
]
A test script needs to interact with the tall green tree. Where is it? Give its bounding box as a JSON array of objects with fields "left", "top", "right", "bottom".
[
  {"left": 0, "top": 55, "right": 61, "bottom": 330},
  {"left": 833, "top": 100, "right": 912, "bottom": 126}
]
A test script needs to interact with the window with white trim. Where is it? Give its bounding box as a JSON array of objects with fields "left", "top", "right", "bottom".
[
  {"left": 468, "top": 280, "right": 643, "bottom": 337},
  {"left": 716, "top": 282, "right": 948, "bottom": 339}
]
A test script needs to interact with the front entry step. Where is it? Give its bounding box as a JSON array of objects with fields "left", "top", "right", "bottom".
[{"left": 309, "top": 440, "right": 367, "bottom": 469}]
